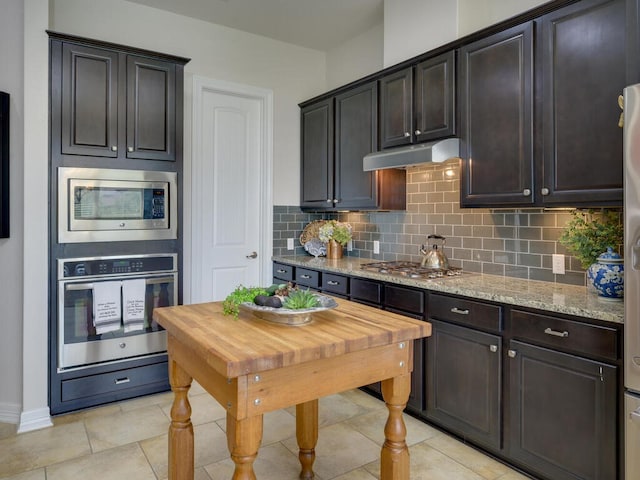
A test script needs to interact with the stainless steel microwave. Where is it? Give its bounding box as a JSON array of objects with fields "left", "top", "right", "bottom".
[{"left": 58, "top": 167, "right": 177, "bottom": 243}]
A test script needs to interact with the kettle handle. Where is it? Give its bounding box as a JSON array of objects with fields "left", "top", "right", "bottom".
[{"left": 427, "top": 234, "right": 446, "bottom": 245}]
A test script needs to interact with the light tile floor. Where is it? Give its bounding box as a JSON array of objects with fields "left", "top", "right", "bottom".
[{"left": 0, "top": 385, "right": 532, "bottom": 480}]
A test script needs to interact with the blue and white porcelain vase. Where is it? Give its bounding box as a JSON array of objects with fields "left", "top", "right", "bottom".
[{"left": 587, "top": 247, "right": 624, "bottom": 299}]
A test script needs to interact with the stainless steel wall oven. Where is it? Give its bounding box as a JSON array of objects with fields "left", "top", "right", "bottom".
[{"left": 57, "top": 253, "right": 177, "bottom": 370}]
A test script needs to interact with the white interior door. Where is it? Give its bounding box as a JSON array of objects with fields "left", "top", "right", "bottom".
[{"left": 191, "top": 78, "right": 273, "bottom": 303}]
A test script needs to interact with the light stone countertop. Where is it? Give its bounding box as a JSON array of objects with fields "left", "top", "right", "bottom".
[{"left": 273, "top": 255, "right": 624, "bottom": 325}]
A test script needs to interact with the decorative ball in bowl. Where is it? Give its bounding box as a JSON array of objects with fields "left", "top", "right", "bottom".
[{"left": 240, "top": 294, "right": 338, "bottom": 326}]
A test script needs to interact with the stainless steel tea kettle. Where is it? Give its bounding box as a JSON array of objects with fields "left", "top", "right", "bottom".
[{"left": 420, "top": 234, "right": 449, "bottom": 269}]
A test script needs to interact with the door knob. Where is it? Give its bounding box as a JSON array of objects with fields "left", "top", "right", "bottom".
[{"left": 246, "top": 252, "right": 258, "bottom": 259}]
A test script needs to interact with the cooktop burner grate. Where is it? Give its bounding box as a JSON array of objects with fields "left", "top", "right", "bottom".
[{"left": 360, "top": 261, "right": 463, "bottom": 279}]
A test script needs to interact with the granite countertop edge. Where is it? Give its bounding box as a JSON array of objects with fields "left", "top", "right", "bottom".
[{"left": 272, "top": 255, "right": 624, "bottom": 325}]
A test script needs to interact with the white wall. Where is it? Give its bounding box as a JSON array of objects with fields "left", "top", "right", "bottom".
[
  {"left": 0, "top": 0, "right": 25, "bottom": 424},
  {"left": 383, "top": 0, "right": 458, "bottom": 68},
  {"left": 457, "top": 0, "right": 550, "bottom": 37},
  {"left": 326, "top": 23, "right": 384, "bottom": 91}
]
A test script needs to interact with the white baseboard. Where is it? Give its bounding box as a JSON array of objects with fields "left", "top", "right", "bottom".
[
  {"left": 0, "top": 402, "right": 21, "bottom": 424},
  {"left": 17, "top": 407, "right": 52, "bottom": 433}
]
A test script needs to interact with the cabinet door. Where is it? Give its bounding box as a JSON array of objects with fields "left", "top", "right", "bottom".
[
  {"left": 61, "top": 43, "right": 119, "bottom": 158},
  {"left": 126, "top": 56, "right": 176, "bottom": 161},
  {"left": 426, "top": 319, "right": 502, "bottom": 450},
  {"left": 335, "top": 81, "right": 378, "bottom": 209},
  {"left": 459, "top": 23, "right": 534, "bottom": 207},
  {"left": 539, "top": 0, "right": 625, "bottom": 206},
  {"left": 508, "top": 340, "right": 617, "bottom": 480},
  {"left": 379, "top": 67, "right": 413, "bottom": 149},
  {"left": 301, "top": 99, "right": 334, "bottom": 208},
  {"left": 414, "top": 51, "right": 456, "bottom": 142}
]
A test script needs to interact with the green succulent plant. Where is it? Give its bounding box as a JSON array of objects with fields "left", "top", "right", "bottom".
[
  {"left": 282, "top": 289, "right": 320, "bottom": 310},
  {"left": 558, "top": 210, "right": 623, "bottom": 269}
]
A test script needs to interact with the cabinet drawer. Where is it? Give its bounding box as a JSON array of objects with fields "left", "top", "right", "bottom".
[
  {"left": 273, "top": 262, "right": 293, "bottom": 282},
  {"left": 295, "top": 268, "right": 321, "bottom": 289},
  {"left": 322, "top": 273, "right": 349, "bottom": 295},
  {"left": 385, "top": 285, "right": 424, "bottom": 316},
  {"left": 510, "top": 309, "right": 619, "bottom": 361},
  {"left": 61, "top": 361, "right": 168, "bottom": 402},
  {"left": 351, "top": 278, "right": 383, "bottom": 305},
  {"left": 428, "top": 293, "right": 502, "bottom": 333}
]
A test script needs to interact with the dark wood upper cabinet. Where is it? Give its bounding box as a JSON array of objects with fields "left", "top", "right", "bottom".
[
  {"left": 301, "top": 82, "right": 405, "bottom": 211},
  {"left": 459, "top": 22, "right": 535, "bottom": 207},
  {"left": 379, "top": 68, "right": 413, "bottom": 149},
  {"left": 61, "top": 43, "right": 119, "bottom": 158},
  {"left": 379, "top": 52, "right": 456, "bottom": 149},
  {"left": 539, "top": 0, "right": 625, "bottom": 206},
  {"left": 461, "top": 0, "right": 625, "bottom": 208},
  {"left": 414, "top": 51, "right": 456, "bottom": 142},
  {"left": 126, "top": 56, "right": 176, "bottom": 161},
  {"left": 300, "top": 99, "right": 334, "bottom": 209},
  {"left": 334, "top": 82, "right": 379, "bottom": 209},
  {"left": 55, "top": 34, "right": 185, "bottom": 164}
]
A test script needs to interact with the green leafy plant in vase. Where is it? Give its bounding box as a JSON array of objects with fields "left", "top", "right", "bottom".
[
  {"left": 318, "top": 220, "right": 352, "bottom": 259},
  {"left": 558, "top": 209, "right": 624, "bottom": 298}
]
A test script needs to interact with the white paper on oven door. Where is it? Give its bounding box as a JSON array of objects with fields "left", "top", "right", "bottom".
[
  {"left": 93, "top": 280, "right": 122, "bottom": 334},
  {"left": 123, "top": 279, "right": 146, "bottom": 332}
]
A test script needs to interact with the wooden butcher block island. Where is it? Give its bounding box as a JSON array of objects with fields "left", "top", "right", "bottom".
[{"left": 154, "top": 298, "right": 431, "bottom": 480}]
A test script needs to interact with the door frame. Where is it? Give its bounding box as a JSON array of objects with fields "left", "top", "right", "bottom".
[{"left": 190, "top": 76, "right": 273, "bottom": 303}]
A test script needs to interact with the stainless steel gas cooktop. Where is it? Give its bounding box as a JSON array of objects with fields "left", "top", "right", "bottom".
[{"left": 360, "top": 261, "right": 463, "bottom": 279}]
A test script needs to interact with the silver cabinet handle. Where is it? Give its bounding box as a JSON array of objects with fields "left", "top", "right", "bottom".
[
  {"left": 114, "top": 377, "right": 130, "bottom": 385},
  {"left": 541, "top": 187, "right": 550, "bottom": 195},
  {"left": 523, "top": 188, "right": 531, "bottom": 196},
  {"left": 127, "top": 146, "right": 134, "bottom": 153},
  {"left": 508, "top": 350, "right": 517, "bottom": 358},
  {"left": 111, "top": 145, "right": 117, "bottom": 152},
  {"left": 415, "top": 129, "right": 422, "bottom": 135},
  {"left": 327, "top": 280, "right": 340, "bottom": 286},
  {"left": 544, "top": 327, "right": 569, "bottom": 338},
  {"left": 246, "top": 251, "right": 258, "bottom": 259},
  {"left": 450, "top": 307, "right": 469, "bottom": 315},
  {"left": 276, "top": 269, "right": 287, "bottom": 274},
  {"left": 489, "top": 345, "right": 498, "bottom": 353},
  {"left": 301, "top": 274, "right": 311, "bottom": 279}
]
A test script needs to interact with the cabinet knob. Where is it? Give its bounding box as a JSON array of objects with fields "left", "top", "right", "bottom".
[
  {"left": 415, "top": 129, "right": 422, "bottom": 135},
  {"left": 111, "top": 146, "right": 117, "bottom": 152},
  {"left": 522, "top": 188, "right": 531, "bottom": 196},
  {"left": 541, "top": 187, "right": 550, "bottom": 196},
  {"left": 404, "top": 132, "right": 410, "bottom": 137},
  {"left": 508, "top": 349, "right": 517, "bottom": 358},
  {"left": 489, "top": 345, "right": 498, "bottom": 353},
  {"left": 127, "top": 146, "right": 134, "bottom": 153},
  {"left": 326, "top": 199, "right": 332, "bottom": 203},
  {"left": 333, "top": 199, "right": 339, "bottom": 203}
]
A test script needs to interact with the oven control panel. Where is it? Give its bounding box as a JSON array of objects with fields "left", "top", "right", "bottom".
[{"left": 59, "top": 254, "right": 177, "bottom": 278}]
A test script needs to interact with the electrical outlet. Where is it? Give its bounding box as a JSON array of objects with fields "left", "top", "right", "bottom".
[
  {"left": 347, "top": 240, "right": 353, "bottom": 251},
  {"left": 373, "top": 240, "right": 380, "bottom": 254},
  {"left": 552, "top": 254, "right": 565, "bottom": 274},
  {"left": 287, "top": 238, "right": 294, "bottom": 250}
]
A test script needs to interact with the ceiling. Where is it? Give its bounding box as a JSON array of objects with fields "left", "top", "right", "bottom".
[{"left": 126, "top": 0, "right": 384, "bottom": 51}]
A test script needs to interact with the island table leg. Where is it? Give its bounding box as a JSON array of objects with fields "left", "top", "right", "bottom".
[
  {"left": 380, "top": 374, "right": 411, "bottom": 480},
  {"left": 296, "top": 399, "right": 319, "bottom": 479},
  {"left": 168, "top": 358, "right": 194, "bottom": 480},
  {"left": 227, "top": 413, "right": 263, "bottom": 480}
]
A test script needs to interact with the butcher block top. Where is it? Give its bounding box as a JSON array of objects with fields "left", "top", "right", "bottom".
[{"left": 154, "top": 298, "right": 431, "bottom": 379}]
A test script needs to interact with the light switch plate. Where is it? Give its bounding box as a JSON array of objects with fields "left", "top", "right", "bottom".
[
  {"left": 552, "top": 254, "right": 565, "bottom": 274},
  {"left": 287, "top": 238, "right": 294, "bottom": 250},
  {"left": 373, "top": 240, "right": 380, "bottom": 254}
]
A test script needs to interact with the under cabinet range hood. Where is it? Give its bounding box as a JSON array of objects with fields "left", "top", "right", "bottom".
[{"left": 363, "top": 138, "right": 460, "bottom": 171}]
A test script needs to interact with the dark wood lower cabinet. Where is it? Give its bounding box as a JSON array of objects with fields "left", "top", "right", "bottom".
[
  {"left": 426, "top": 319, "right": 502, "bottom": 449},
  {"left": 508, "top": 340, "right": 617, "bottom": 480}
]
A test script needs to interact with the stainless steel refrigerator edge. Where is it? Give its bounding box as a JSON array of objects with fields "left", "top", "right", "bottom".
[{"left": 624, "top": 83, "right": 640, "bottom": 480}]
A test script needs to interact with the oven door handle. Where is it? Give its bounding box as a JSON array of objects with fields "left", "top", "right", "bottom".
[{"left": 64, "top": 276, "right": 175, "bottom": 291}]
